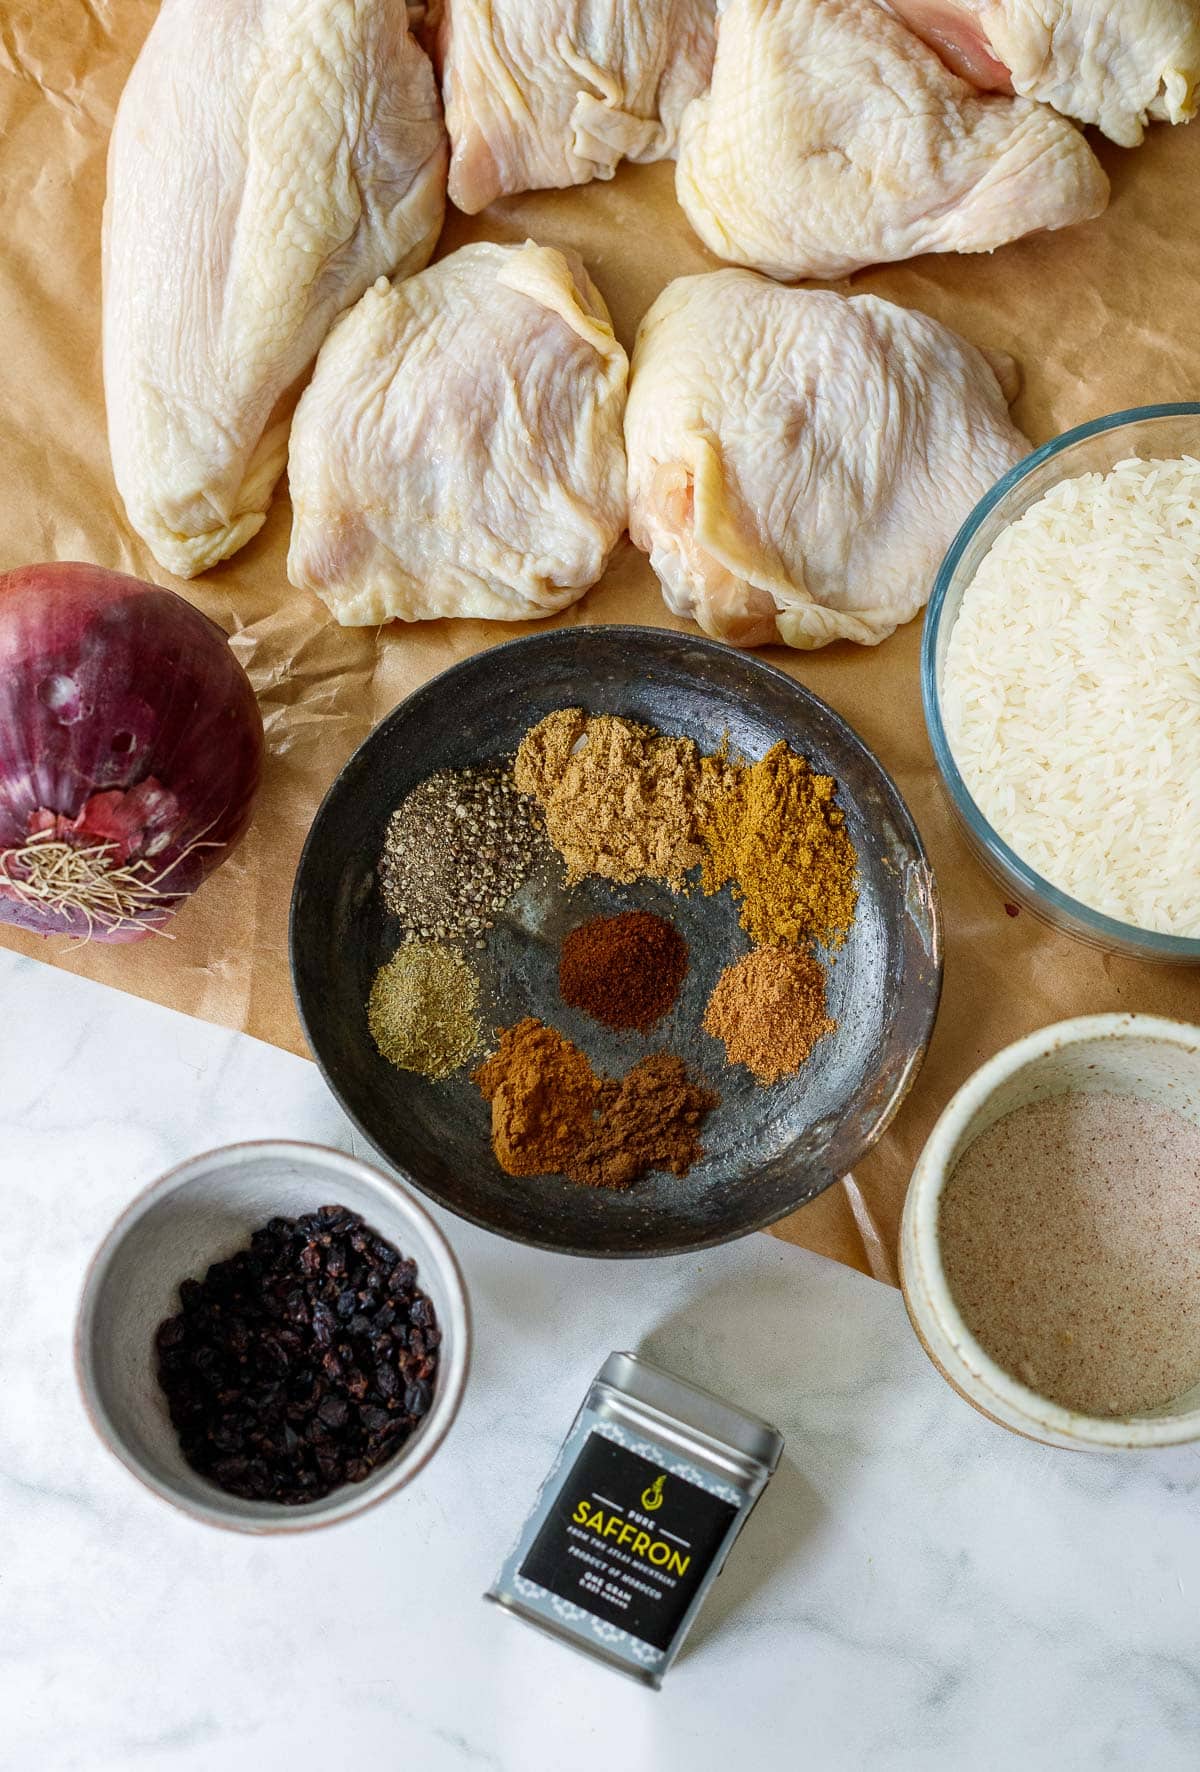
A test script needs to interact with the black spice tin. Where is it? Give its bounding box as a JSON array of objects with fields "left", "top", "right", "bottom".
[{"left": 486, "top": 1351, "right": 784, "bottom": 1687}]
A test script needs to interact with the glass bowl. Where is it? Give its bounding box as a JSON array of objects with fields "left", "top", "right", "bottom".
[{"left": 922, "top": 403, "right": 1200, "bottom": 964}]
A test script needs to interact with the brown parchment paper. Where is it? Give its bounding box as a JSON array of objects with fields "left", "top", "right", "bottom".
[{"left": 4, "top": 3, "right": 1200, "bottom": 1280}]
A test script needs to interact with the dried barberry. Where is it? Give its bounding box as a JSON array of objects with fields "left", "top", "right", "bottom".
[{"left": 154, "top": 1206, "right": 440, "bottom": 1505}]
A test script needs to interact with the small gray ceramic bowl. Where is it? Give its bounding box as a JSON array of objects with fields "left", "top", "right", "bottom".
[{"left": 76, "top": 1141, "right": 470, "bottom": 1531}]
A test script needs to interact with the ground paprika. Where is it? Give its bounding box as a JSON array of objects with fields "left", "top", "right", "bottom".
[{"left": 559, "top": 910, "right": 688, "bottom": 1032}]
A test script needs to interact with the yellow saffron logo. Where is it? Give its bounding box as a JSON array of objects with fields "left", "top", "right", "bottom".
[
  {"left": 571, "top": 1497, "right": 690, "bottom": 1576},
  {"left": 641, "top": 1474, "right": 666, "bottom": 1511}
]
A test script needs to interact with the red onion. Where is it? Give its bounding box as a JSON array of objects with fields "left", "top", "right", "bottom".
[{"left": 0, "top": 563, "right": 263, "bottom": 942}]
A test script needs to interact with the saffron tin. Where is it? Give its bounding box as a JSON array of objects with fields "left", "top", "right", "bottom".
[{"left": 486, "top": 1351, "right": 784, "bottom": 1687}]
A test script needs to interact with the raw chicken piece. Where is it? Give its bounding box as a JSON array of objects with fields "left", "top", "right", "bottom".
[
  {"left": 882, "top": 0, "right": 1015, "bottom": 86},
  {"left": 675, "top": 0, "right": 1109, "bottom": 281},
  {"left": 429, "top": 0, "right": 718, "bottom": 213},
  {"left": 887, "top": 0, "right": 1200, "bottom": 146},
  {"left": 624, "top": 271, "right": 1030, "bottom": 649},
  {"left": 287, "top": 242, "right": 628, "bottom": 625},
  {"left": 103, "top": 0, "right": 448, "bottom": 580}
]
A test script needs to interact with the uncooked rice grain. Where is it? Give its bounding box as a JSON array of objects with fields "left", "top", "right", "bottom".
[{"left": 943, "top": 455, "right": 1200, "bottom": 935}]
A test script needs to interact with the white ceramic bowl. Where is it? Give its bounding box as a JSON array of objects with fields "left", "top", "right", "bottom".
[
  {"left": 900, "top": 1014, "right": 1200, "bottom": 1451},
  {"left": 76, "top": 1141, "right": 471, "bottom": 1530}
]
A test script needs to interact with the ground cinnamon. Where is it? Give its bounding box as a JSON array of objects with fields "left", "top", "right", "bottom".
[
  {"left": 473, "top": 1017, "right": 718, "bottom": 1189},
  {"left": 471, "top": 1019, "right": 601, "bottom": 1177}
]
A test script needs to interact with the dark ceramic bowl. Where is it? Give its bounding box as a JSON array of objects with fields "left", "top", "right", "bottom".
[{"left": 290, "top": 627, "right": 941, "bottom": 1257}]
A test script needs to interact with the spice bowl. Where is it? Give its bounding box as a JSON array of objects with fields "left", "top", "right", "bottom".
[
  {"left": 291, "top": 625, "right": 942, "bottom": 1257},
  {"left": 75, "top": 1140, "right": 470, "bottom": 1531},
  {"left": 900, "top": 1014, "right": 1200, "bottom": 1451}
]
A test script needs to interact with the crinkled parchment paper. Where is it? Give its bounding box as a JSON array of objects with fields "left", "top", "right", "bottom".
[{"left": 4, "top": 2, "right": 1200, "bottom": 1278}]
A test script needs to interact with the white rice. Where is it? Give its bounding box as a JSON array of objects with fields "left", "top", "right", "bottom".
[{"left": 942, "top": 454, "right": 1200, "bottom": 936}]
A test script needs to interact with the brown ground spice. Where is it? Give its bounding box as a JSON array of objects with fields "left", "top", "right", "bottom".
[
  {"left": 703, "top": 947, "right": 836, "bottom": 1084},
  {"left": 559, "top": 910, "right": 688, "bottom": 1032},
  {"left": 472, "top": 1019, "right": 601, "bottom": 1177},
  {"left": 570, "top": 1054, "right": 718, "bottom": 1190},
  {"left": 700, "top": 742, "right": 858, "bottom": 948},
  {"left": 472, "top": 1017, "right": 718, "bottom": 1189},
  {"left": 514, "top": 709, "right": 732, "bottom": 890}
]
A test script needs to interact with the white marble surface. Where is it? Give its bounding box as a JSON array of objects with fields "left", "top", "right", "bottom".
[{"left": 2, "top": 949, "right": 1199, "bottom": 1772}]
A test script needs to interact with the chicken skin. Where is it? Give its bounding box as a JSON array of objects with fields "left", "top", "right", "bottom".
[
  {"left": 675, "top": 0, "right": 1109, "bottom": 281},
  {"left": 888, "top": 0, "right": 1200, "bottom": 146},
  {"left": 288, "top": 242, "right": 629, "bottom": 625},
  {"left": 430, "top": 0, "right": 717, "bottom": 213},
  {"left": 625, "top": 271, "right": 1030, "bottom": 649},
  {"left": 103, "top": 0, "right": 447, "bottom": 579}
]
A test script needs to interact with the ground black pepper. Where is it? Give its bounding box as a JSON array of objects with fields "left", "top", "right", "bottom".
[
  {"left": 379, "top": 762, "right": 551, "bottom": 947},
  {"left": 155, "top": 1206, "right": 439, "bottom": 1504},
  {"left": 559, "top": 910, "right": 689, "bottom": 1032}
]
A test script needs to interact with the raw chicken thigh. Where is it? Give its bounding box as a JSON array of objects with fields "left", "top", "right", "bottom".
[
  {"left": 887, "top": 0, "right": 1200, "bottom": 146},
  {"left": 625, "top": 271, "right": 1030, "bottom": 649},
  {"left": 675, "top": 0, "right": 1109, "bottom": 281},
  {"left": 103, "top": 0, "right": 447, "bottom": 580},
  {"left": 287, "top": 242, "right": 629, "bottom": 625},
  {"left": 429, "top": 0, "right": 718, "bottom": 212}
]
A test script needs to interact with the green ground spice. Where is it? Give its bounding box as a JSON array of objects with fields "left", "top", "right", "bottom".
[{"left": 367, "top": 941, "right": 482, "bottom": 1080}]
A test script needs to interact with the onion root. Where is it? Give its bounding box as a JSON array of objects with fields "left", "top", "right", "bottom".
[{"left": 0, "top": 826, "right": 223, "bottom": 944}]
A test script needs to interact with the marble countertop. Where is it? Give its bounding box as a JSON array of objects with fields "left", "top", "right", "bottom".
[{"left": 3, "top": 949, "right": 1199, "bottom": 1771}]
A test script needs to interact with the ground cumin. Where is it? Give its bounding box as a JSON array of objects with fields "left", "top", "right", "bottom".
[
  {"left": 472, "top": 1017, "right": 718, "bottom": 1189},
  {"left": 700, "top": 741, "right": 858, "bottom": 948},
  {"left": 514, "top": 709, "right": 731, "bottom": 890},
  {"left": 704, "top": 948, "right": 835, "bottom": 1084}
]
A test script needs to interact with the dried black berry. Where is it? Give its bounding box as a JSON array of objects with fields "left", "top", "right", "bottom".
[
  {"left": 405, "top": 1380, "right": 432, "bottom": 1416},
  {"left": 154, "top": 1206, "right": 440, "bottom": 1505},
  {"left": 318, "top": 1396, "right": 350, "bottom": 1429}
]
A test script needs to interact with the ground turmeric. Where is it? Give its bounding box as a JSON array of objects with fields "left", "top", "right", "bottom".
[{"left": 700, "top": 741, "right": 857, "bottom": 948}]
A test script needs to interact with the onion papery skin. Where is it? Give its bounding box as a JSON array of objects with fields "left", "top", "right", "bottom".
[{"left": 0, "top": 562, "right": 264, "bottom": 942}]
